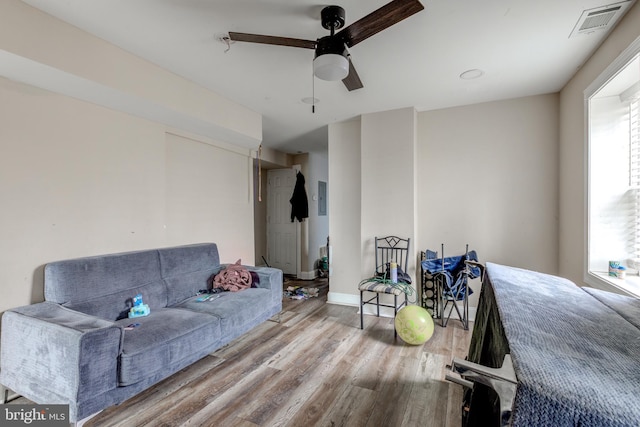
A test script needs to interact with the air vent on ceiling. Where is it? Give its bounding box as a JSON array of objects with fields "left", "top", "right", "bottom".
[{"left": 569, "top": 1, "right": 634, "bottom": 38}]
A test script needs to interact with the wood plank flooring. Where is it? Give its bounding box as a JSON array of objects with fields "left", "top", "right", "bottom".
[{"left": 13, "top": 278, "right": 473, "bottom": 427}]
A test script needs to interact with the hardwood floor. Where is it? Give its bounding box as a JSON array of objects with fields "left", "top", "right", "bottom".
[{"left": 17, "top": 279, "right": 473, "bottom": 427}]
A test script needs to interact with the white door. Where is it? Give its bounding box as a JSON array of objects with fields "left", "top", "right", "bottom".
[{"left": 267, "top": 169, "right": 297, "bottom": 275}]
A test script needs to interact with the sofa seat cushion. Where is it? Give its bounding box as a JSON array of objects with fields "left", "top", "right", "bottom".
[
  {"left": 172, "top": 288, "right": 272, "bottom": 340},
  {"left": 115, "top": 308, "right": 220, "bottom": 386}
]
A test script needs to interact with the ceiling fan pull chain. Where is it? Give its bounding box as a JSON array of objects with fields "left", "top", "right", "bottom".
[
  {"left": 312, "top": 63, "right": 316, "bottom": 114},
  {"left": 228, "top": 1, "right": 424, "bottom": 92},
  {"left": 257, "top": 144, "right": 262, "bottom": 202}
]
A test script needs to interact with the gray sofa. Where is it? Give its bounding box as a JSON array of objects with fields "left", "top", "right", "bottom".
[{"left": 0, "top": 243, "right": 282, "bottom": 423}]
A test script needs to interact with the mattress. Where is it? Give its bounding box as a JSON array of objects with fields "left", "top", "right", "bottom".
[{"left": 465, "top": 262, "right": 640, "bottom": 427}]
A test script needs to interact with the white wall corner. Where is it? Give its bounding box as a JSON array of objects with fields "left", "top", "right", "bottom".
[
  {"left": 298, "top": 270, "right": 317, "bottom": 280},
  {"left": 327, "top": 291, "right": 360, "bottom": 307}
]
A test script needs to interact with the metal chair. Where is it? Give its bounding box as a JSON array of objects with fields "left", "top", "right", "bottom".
[
  {"left": 358, "top": 236, "right": 410, "bottom": 336},
  {"left": 421, "top": 244, "right": 483, "bottom": 330}
]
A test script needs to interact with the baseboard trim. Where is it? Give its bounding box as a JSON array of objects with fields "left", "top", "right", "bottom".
[
  {"left": 327, "top": 291, "right": 359, "bottom": 307},
  {"left": 327, "top": 291, "right": 477, "bottom": 322}
]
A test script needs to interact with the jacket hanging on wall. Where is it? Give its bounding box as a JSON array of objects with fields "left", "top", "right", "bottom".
[{"left": 290, "top": 171, "right": 309, "bottom": 222}]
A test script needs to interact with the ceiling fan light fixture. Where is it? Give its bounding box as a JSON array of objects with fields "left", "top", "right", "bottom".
[
  {"left": 314, "top": 53, "right": 349, "bottom": 81},
  {"left": 228, "top": 0, "right": 425, "bottom": 91}
]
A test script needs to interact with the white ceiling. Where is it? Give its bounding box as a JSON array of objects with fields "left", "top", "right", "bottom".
[{"left": 19, "top": 0, "right": 637, "bottom": 153}]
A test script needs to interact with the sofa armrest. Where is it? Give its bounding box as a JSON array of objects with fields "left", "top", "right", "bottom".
[
  {"left": 246, "top": 266, "right": 283, "bottom": 289},
  {"left": 0, "top": 302, "right": 123, "bottom": 405},
  {"left": 246, "top": 266, "right": 283, "bottom": 306}
]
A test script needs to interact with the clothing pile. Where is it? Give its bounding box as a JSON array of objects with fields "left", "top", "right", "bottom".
[
  {"left": 283, "top": 286, "right": 319, "bottom": 300},
  {"left": 207, "top": 259, "right": 259, "bottom": 292}
]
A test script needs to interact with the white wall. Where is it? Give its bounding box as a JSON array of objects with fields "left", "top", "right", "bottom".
[
  {"left": 0, "top": 0, "right": 260, "bottom": 148},
  {"left": 559, "top": 2, "right": 640, "bottom": 285},
  {"left": 417, "top": 94, "right": 560, "bottom": 307},
  {"left": 165, "top": 133, "right": 254, "bottom": 257},
  {"left": 0, "top": 79, "right": 256, "bottom": 314},
  {"left": 306, "top": 149, "right": 329, "bottom": 277},
  {"left": 328, "top": 119, "right": 362, "bottom": 301},
  {"left": 253, "top": 160, "right": 269, "bottom": 265},
  {"left": 0, "top": 2, "right": 261, "bottom": 314},
  {"left": 328, "top": 98, "right": 559, "bottom": 313},
  {"left": 328, "top": 108, "right": 418, "bottom": 308},
  {"left": 361, "top": 108, "right": 417, "bottom": 279}
]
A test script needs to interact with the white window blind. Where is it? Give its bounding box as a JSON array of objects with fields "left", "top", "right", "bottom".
[
  {"left": 586, "top": 46, "right": 640, "bottom": 294},
  {"left": 629, "top": 99, "right": 640, "bottom": 260},
  {"left": 630, "top": 99, "right": 640, "bottom": 186}
]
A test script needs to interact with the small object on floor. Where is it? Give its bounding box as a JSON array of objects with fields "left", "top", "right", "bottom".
[
  {"left": 124, "top": 323, "right": 140, "bottom": 331},
  {"left": 283, "top": 286, "right": 320, "bottom": 300},
  {"left": 394, "top": 305, "right": 434, "bottom": 345}
]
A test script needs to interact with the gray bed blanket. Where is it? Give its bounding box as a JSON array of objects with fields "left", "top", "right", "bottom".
[
  {"left": 469, "top": 263, "right": 640, "bottom": 427},
  {"left": 583, "top": 286, "right": 640, "bottom": 331}
]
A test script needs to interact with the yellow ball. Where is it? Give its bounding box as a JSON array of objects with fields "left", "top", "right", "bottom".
[{"left": 395, "top": 305, "right": 435, "bottom": 345}]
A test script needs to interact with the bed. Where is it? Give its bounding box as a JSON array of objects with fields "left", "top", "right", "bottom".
[{"left": 460, "top": 262, "right": 640, "bottom": 427}]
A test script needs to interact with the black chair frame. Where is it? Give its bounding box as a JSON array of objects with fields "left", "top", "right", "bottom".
[{"left": 359, "top": 236, "right": 410, "bottom": 336}]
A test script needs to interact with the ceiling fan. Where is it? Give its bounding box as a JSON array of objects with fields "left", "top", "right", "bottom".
[{"left": 228, "top": 0, "right": 424, "bottom": 91}]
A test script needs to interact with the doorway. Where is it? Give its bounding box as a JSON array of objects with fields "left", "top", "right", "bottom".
[
  {"left": 266, "top": 168, "right": 297, "bottom": 275},
  {"left": 253, "top": 151, "right": 328, "bottom": 280}
]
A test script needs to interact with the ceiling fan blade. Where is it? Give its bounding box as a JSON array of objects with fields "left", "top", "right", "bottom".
[
  {"left": 338, "top": 0, "right": 424, "bottom": 48},
  {"left": 228, "top": 32, "right": 316, "bottom": 49},
  {"left": 343, "top": 57, "right": 363, "bottom": 91}
]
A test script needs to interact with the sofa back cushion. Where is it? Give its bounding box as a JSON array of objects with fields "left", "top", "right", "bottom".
[
  {"left": 45, "top": 249, "right": 167, "bottom": 321},
  {"left": 159, "top": 243, "right": 221, "bottom": 306}
]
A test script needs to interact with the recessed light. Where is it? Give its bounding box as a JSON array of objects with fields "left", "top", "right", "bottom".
[
  {"left": 459, "top": 69, "right": 484, "bottom": 80},
  {"left": 301, "top": 97, "right": 320, "bottom": 104}
]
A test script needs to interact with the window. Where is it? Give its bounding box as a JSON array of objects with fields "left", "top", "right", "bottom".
[
  {"left": 586, "top": 40, "right": 640, "bottom": 295},
  {"left": 631, "top": 98, "right": 640, "bottom": 259}
]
